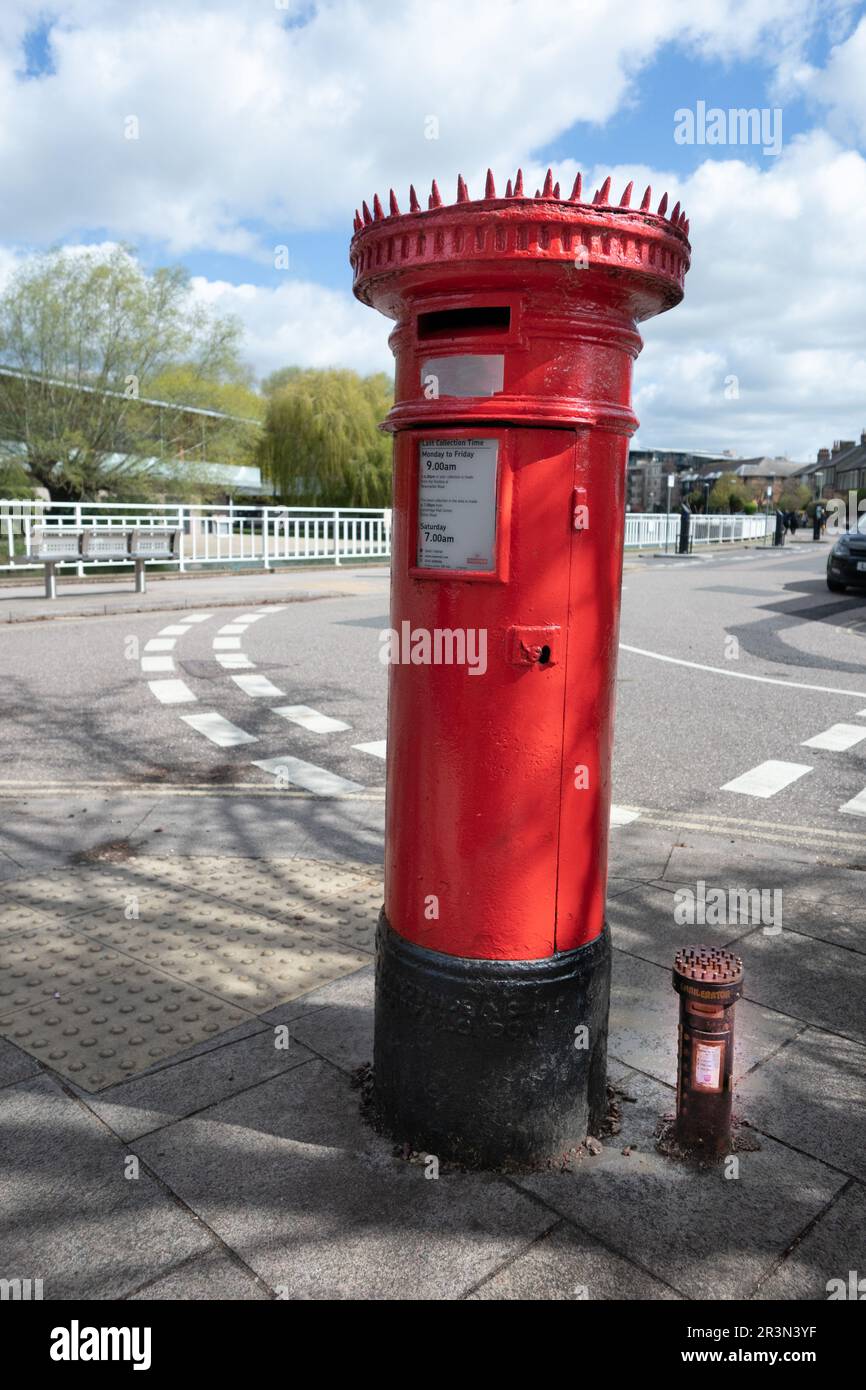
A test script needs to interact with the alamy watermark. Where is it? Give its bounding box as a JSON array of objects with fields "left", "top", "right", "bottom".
[
  {"left": 674, "top": 880, "right": 782, "bottom": 934},
  {"left": 674, "top": 101, "right": 782, "bottom": 156},
  {"left": 379, "top": 622, "right": 487, "bottom": 676}
]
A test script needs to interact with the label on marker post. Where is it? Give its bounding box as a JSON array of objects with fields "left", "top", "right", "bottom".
[
  {"left": 416, "top": 438, "right": 498, "bottom": 571},
  {"left": 692, "top": 1040, "right": 724, "bottom": 1092}
]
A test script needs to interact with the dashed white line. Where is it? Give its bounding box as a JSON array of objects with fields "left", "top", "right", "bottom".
[
  {"left": 217, "top": 624, "right": 250, "bottom": 635},
  {"left": 801, "top": 723, "right": 866, "bottom": 752},
  {"left": 147, "top": 679, "right": 197, "bottom": 705},
  {"left": 610, "top": 805, "right": 641, "bottom": 827},
  {"left": 180, "top": 712, "right": 258, "bottom": 747},
  {"left": 236, "top": 614, "right": 267, "bottom": 623},
  {"left": 272, "top": 705, "right": 351, "bottom": 734},
  {"left": 144, "top": 637, "right": 176, "bottom": 653},
  {"left": 232, "top": 674, "right": 285, "bottom": 698},
  {"left": 721, "top": 760, "right": 813, "bottom": 799},
  {"left": 140, "top": 656, "right": 175, "bottom": 673},
  {"left": 353, "top": 740, "right": 387, "bottom": 759},
  {"left": 158, "top": 624, "right": 193, "bottom": 637},
  {"left": 840, "top": 787, "right": 866, "bottom": 817},
  {"left": 212, "top": 637, "right": 242, "bottom": 651},
  {"left": 253, "top": 753, "right": 363, "bottom": 795},
  {"left": 215, "top": 653, "right": 254, "bottom": 670},
  {"left": 181, "top": 613, "right": 213, "bottom": 623}
]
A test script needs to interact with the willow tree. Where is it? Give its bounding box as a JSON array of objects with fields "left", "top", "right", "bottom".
[
  {"left": 0, "top": 245, "right": 248, "bottom": 500},
  {"left": 256, "top": 368, "right": 393, "bottom": 506}
]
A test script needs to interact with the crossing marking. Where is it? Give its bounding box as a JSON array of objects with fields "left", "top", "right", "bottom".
[
  {"left": 140, "top": 656, "right": 175, "bottom": 673},
  {"left": 215, "top": 653, "right": 254, "bottom": 670},
  {"left": 721, "top": 760, "right": 813, "bottom": 799},
  {"left": 353, "top": 740, "right": 387, "bottom": 759},
  {"left": 236, "top": 614, "right": 266, "bottom": 623},
  {"left": 840, "top": 787, "right": 866, "bottom": 817},
  {"left": 253, "top": 754, "right": 364, "bottom": 795},
  {"left": 147, "top": 679, "right": 197, "bottom": 705},
  {"left": 180, "top": 712, "right": 258, "bottom": 747},
  {"left": 157, "top": 624, "right": 192, "bottom": 637},
  {"left": 217, "top": 624, "right": 250, "bottom": 635},
  {"left": 232, "top": 674, "right": 284, "bottom": 698},
  {"left": 610, "top": 805, "right": 641, "bottom": 827},
  {"left": 181, "top": 613, "right": 213, "bottom": 622},
  {"left": 802, "top": 723, "right": 866, "bottom": 752},
  {"left": 213, "top": 637, "right": 242, "bottom": 651},
  {"left": 272, "top": 705, "right": 351, "bottom": 734},
  {"left": 144, "top": 637, "right": 176, "bottom": 653}
]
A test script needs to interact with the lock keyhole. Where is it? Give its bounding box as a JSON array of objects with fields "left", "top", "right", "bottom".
[{"left": 538, "top": 645, "right": 551, "bottom": 665}]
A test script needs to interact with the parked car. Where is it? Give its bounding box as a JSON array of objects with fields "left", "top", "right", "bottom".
[{"left": 827, "top": 516, "right": 866, "bottom": 592}]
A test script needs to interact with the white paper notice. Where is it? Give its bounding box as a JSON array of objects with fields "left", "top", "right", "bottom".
[
  {"left": 416, "top": 438, "right": 498, "bottom": 572},
  {"left": 693, "top": 1042, "right": 723, "bottom": 1090}
]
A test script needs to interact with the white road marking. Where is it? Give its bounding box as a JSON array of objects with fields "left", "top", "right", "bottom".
[
  {"left": 182, "top": 613, "right": 213, "bottom": 622},
  {"left": 840, "top": 787, "right": 866, "bottom": 817},
  {"left": 213, "top": 637, "right": 242, "bottom": 650},
  {"left": 215, "top": 653, "right": 254, "bottom": 670},
  {"left": 236, "top": 614, "right": 266, "bottom": 622},
  {"left": 272, "top": 705, "right": 351, "bottom": 734},
  {"left": 802, "top": 723, "right": 866, "bottom": 752},
  {"left": 147, "top": 679, "right": 197, "bottom": 705},
  {"left": 232, "top": 674, "right": 284, "bottom": 698},
  {"left": 253, "top": 606, "right": 287, "bottom": 613},
  {"left": 144, "top": 637, "right": 176, "bottom": 652},
  {"left": 140, "top": 656, "right": 175, "bottom": 673},
  {"left": 610, "top": 805, "right": 641, "bottom": 827},
  {"left": 217, "top": 624, "right": 249, "bottom": 635},
  {"left": 253, "top": 754, "right": 363, "bottom": 795},
  {"left": 620, "top": 644, "right": 866, "bottom": 700},
  {"left": 158, "top": 624, "right": 192, "bottom": 637},
  {"left": 353, "top": 740, "right": 387, "bottom": 759},
  {"left": 721, "top": 760, "right": 813, "bottom": 799},
  {"left": 180, "top": 712, "right": 258, "bottom": 747}
]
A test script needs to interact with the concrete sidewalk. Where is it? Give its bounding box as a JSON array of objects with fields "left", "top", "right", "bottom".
[
  {"left": 0, "top": 812, "right": 863, "bottom": 1300},
  {"left": 0, "top": 562, "right": 389, "bottom": 623}
]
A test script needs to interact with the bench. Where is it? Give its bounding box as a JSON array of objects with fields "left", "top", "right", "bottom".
[{"left": 14, "top": 527, "right": 180, "bottom": 598}]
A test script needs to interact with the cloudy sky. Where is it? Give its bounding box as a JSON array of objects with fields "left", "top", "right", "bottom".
[{"left": 2, "top": 0, "right": 866, "bottom": 459}]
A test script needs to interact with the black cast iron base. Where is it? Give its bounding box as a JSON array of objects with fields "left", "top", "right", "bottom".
[{"left": 373, "top": 911, "right": 611, "bottom": 1168}]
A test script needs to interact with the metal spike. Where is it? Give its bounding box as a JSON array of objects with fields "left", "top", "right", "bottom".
[
  {"left": 514, "top": 168, "right": 524, "bottom": 196},
  {"left": 640, "top": 185, "right": 651, "bottom": 211},
  {"left": 485, "top": 169, "right": 496, "bottom": 199},
  {"left": 373, "top": 194, "right": 384, "bottom": 220},
  {"left": 409, "top": 184, "right": 420, "bottom": 213},
  {"left": 389, "top": 189, "right": 400, "bottom": 217},
  {"left": 620, "top": 180, "right": 633, "bottom": 207},
  {"left": 568, "top": 173, "right": 582, "bottom": 201},
  {"left": 598, "top": 176, "right": 612, "bottom": 203},
  {"left": 553, "top": 181, "right": 561, "bottom": 199},
  {"left": 534, "top": 188, "right": 541, "bottom": 198},
  {"left": 542, "top": 168, "right": 554, "bottom": 197},
  {"left": 353, "top": 211, "right": 362, "bottom": 232},
  {"left": 457, "top": 174, "right": 469, "bottom": 202},
  {"left": 362, "top": 201, "right": 372, "bottom": 225},
  {"left": 430, "top": 179, "right": 442, "bottom": 208},
  {"left": 505, "top": 178, "right": 513, "bottom": 198},
  {"left": 657, "top": 192, "right": 668, "bottom": 216},
  {"left": 670, "top": 200, "right": 680, "bottom": 223},
  {"left": 684, "top": 217, "right": 690, "bottom": 235}
]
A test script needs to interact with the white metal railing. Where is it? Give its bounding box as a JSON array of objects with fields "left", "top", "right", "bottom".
[
  {"left": 0, "top": 501, "right": 392, "bottom": 573},
  {"left": 624, "top": 511, "right": 774, "bottom": 550}
]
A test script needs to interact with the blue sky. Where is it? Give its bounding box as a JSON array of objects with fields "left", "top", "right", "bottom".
[{"left": 2, "top": 0, "right": 866, "bottom": 458}]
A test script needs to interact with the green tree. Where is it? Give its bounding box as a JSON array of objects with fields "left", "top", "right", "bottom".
[
  {"left": 0, "top": 245, "right": 249, "bottom": 501},
  {"left": 256, "top": 368, "right": 393, "bottom": 506},
  {"left": 777, "top": 482, "right": 811, "bottom": 514},
  {"left": 708, "top": 472, "right": 750, "bottom": 513}
]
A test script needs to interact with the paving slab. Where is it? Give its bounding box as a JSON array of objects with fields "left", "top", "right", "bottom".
[
  {"left": 662, "top": 841, "right": 832, "bottom": 890},
  {"left": 75, "top": 1027, "right": 317, "bottom": 1142},
  {"left": 517, "top": 1068, "right": 846, "bottom": 1300},
  {"left": 469, "top": 1220, "right": 680, "bottom": 1300},
  {"left": 608, "top": 882, "right": 755, "bottom": 966},
  {"left": 127, "top": 1249, "right": 270, "bottom": 1300},
  {"left": 262, "top": 964, "right": 374, "bottom": 1072},
  {"left": 756, "top": 1182, "right": 866, "bottom": 1301},
  {"left": 0, "top": 1033, "right": 42, "bottom": 1088},
  {"left": 736, "top": 1029, "right": 866, "bottom": 1180},
  {"left": 135, "top": 1057, "right": 557, "bottom": 1300},
  {"left": 609, "top": 948, "right": 803, "bottom": 1086},
  {"left": 0, "top": 1074, "right": 212, "bottom": 1299},
  {"left": 737, "top": 926, "right": 866, "bottom": 1044}
]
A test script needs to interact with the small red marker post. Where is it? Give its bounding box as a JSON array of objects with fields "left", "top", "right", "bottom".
[{"left": 673, "top": 946, "right": 744, "bottom": 1155}]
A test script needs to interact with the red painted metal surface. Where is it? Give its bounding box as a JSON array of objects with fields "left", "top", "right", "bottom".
[{"left": 351, "top": 168, "right": 691, "bottom": 960}]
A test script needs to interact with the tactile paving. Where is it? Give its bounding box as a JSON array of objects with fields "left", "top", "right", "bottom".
[
  {"left": 0, "top": 926, "right": 135, "bottom": 1014},
  {"left": 0, "top": 966, "right": 250, "bottom": 1091},
  {"left": 82, "top": 907, "right": 372, "bottom": 1010}
]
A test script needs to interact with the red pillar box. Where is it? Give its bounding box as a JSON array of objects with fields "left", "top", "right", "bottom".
[{"left": 351, "top": 169, "right": 691, "bottom": 1166}]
